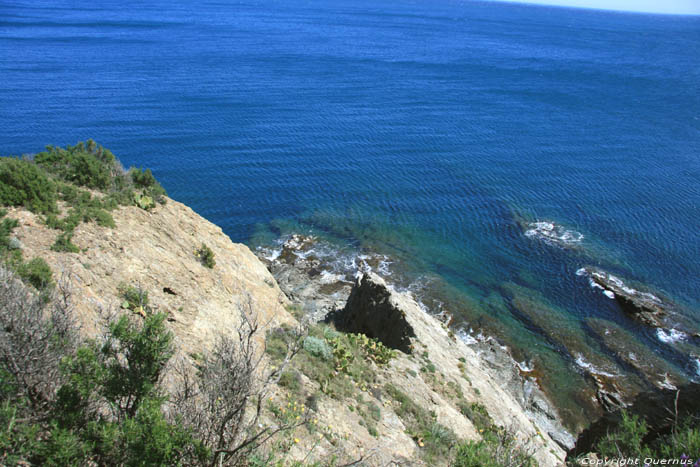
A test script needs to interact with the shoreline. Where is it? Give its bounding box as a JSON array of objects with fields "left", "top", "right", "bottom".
[
  {"left": 253, "top": 230, "right": 700, "bottom": 440},
  {"left": 254, "top": 233, "right": 577, "bottom": 449}
]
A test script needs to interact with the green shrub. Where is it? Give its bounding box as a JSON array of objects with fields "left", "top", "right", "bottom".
[
  {"left": 51, "top": 232, "right": 80, "bottom": 253},
  {"left": 453, "top": 427, "right": 535, "bottom": 467},
  {"left": 15, "top": 257, "right": 53, "bottom": 290},
  {"left": 0, "top": 269, "right": 214, "bottom": 466},
  {"left": 130, "top": 167, "right": 166, "bottom": 203},
  {"left": 278, "top": 370, "right": 302, "bottom": 393},
  {"left": 118, "top": 283, "right": 149, "bottom": 311},
  {"left": 595, "top": 411, "right": 652, "bottom": 459},
  {"left": 133, "top": 192, "right": 156, "bottom": 210},
  {"left": 0, "top": 158, "right": 58, "bottom": 214},
  {"left": 0, "top": 210, "right": 19, "bottom": 252},
  {"left": 384, "top": 383, "right": 460, "bottom": 460},
  {"left": 34, "top": 140, "right": 117, "bottom": 190},
  {"left": 195, "top": 243, "right": 215, "bottom": 269},
  {"left": 265, "top": 326, "right": 295, "bottom": 362},
  {"left": 459, "top": 402, "right": 493, "bottom": 433},
  {"left": 303, "top": 336, "right": 332, "bottom": 361},
  {"left": 347, "top": 333, "right": 396, "bottom": 365}
]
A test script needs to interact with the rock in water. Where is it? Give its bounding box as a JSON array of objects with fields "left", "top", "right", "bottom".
[
  {"left": 579, "top": 267, "right": 670, "bottom": 328},
  {"left": 338, "top": 273, "right": 416, "bottom": 353}
]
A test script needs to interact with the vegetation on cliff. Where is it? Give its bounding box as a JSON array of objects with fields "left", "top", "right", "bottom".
[
  {"left": 0, "top": 266, "right": 309, "bottom": 466},
  {"left": 0, "top": 140, "right": 166, "bottom": 255}
]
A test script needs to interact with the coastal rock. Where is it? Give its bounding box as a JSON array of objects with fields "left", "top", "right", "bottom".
[
  {"left": 278, "top": 234, "right": 318, "bottom": 264},
  {"left": 258, "top": 235, "right": 354, "bottom": 322},
  {"left": 336, "top": 273, "right": 572, "bottom": 460},
  {"left": 503, "top": 283, "right": 642, "bottom": 414},
  {"left": 586, "top": 318, "right": 686, "bottom": 391},
  {"left": 338, "top": 273, "right": 417, "bottom": 353},
  {"left": 578, "top": 267, "right": 670, "bottom": 328}
]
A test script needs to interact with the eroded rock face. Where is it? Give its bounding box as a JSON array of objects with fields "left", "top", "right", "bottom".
[
  {"left": 338, "top": 273, "right": 416, "bottom": 353},
  {"left": 7, "top": 198, "right": 293, "bottom": 355},
  {"left": 579, "top": 268, "right": 670, "bottom": 328}
]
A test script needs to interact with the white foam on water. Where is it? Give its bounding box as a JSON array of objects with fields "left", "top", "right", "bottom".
[
  {"left": 658, "top": 374, "right": 677, "bottom": 391},
  {"left": 575, "top": 268, "right": 587, "bottom": 276},
  {"left": 456, "top": 327, "right": 478, "bottom": 345},
  {"left": 656, "top": 328, "right": 687, "bottom": 344},
  {"left": 319, "top": 270, "right": 345, "bottom": 284},
  {"left": 603, "top": 290, "right": 615, "bottom": 299},
  {"left": 524, "top": 221, "right": 583, "bottom": 246},
  {"left": 574, "top": 354, "right": 617, "bottom": 378},
  {"left": 694, "top": 358, "right": 700, "bottom": 378},
  {"left": 377, "top": 256, "right": 393, "bottom": 276},
  {"left": 517, "top": 360, "right": 534, "bottom": 372},
  {"left": 264, "top": 248, "right": 282, "bottom": 261}
]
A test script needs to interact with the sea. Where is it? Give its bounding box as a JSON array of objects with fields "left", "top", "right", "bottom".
[{"left": 1, "top": 0, "right": 699, "bottom": 429}]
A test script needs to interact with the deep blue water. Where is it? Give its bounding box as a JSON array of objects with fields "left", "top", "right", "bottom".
[{"left": 1, "top": 0, "right": 699, "bottom": 424}]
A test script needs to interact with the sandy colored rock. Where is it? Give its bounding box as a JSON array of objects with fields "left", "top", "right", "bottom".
[{"left": 7, "top": 198, "right": 293, "bottom": 355}]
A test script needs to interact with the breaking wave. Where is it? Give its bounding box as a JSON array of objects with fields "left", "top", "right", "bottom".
[
  {"left": 524, "top": 221, "right": 583, "bottom": 247},
  {"left": 656, "top": 328, "right": 687, "bottom": 344}
]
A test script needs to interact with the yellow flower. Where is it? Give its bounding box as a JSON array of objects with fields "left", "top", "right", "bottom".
[{"left": 294, "top": 438, "right": 300, "bottom": 444}]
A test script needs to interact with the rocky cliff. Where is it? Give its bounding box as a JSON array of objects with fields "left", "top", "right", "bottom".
[
  {"left": 6, "top": 198, "right": 293, "bottom": 355},
  {"left": 6, "top": 196, "right": 572, "bottom": 465}
]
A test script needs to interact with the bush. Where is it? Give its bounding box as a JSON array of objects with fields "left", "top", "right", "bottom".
[
  {"left": 15, "top": 257, "right": 53, "bottom": 290},
  {"left": 1, "top": 268, "right": 312, "bottom": 465},
  {"left": 453, "top": 427, "right": 535, "bottom": 467},
  {"left": 34, "top": 140, "right": 117, "bottom": 190},
  {"left": 592, "top": 410, "right": 700, "bottom": 461},
  {"left": 130, "top": 167, "right": 167, "bottom": 207},
  {"left": 0, "top": 158, "right": 58, "bottom": 214},
  {"left": 195, "top": 243, "right": 215, "bottom": 269},
  {"left": 0, "top": 210, "right": 19, "bottom": 252},
  {"left": 303, "top": 336, "right": 332, "bottom": 361},
  {"left": 595, "top": 411, "right": 653, "bottom": 459},
  {"left": 459, "top": 402, "right": 494, "bottom": 433},
  {"left": 118, "top": 282, "right": 149, "bottom": 311},
  {"left": 51, "top": 232, "right": 80, "bottom": 253}
]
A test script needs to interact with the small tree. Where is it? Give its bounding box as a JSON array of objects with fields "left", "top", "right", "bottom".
[{"left": 172, "top": 297, "right": 307, "bottom": 466}]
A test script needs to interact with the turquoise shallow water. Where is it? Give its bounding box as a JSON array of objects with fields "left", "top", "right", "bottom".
[{"left": 1, "top": 0, "right": 699, "bottom": 426}]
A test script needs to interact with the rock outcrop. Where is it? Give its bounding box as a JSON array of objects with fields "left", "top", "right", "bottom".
[
  {"left": 259, "top": 234, "right": 354, "bottom": 322},
  {"left": 579, "top": 267, "right": 671, "bottom": 328},
  {"left": 338, "top": 273, "right": 417, "bottom": 353},
  {"left": 336, "top": 273, "right": 572, "bottom": 463}
]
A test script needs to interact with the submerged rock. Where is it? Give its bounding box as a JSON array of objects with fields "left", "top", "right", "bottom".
[
  {"left": 523, "top": 220, "right": 584, "bottom": 248},
  {"left": 505, "top": 284, "right": 643, "bottom": 412},
  {"left": 586, "top": 318, "right": 686, "bottom": 391},
  {"left": 578, "top": 267, "right": 671, "bottom": 328}
]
